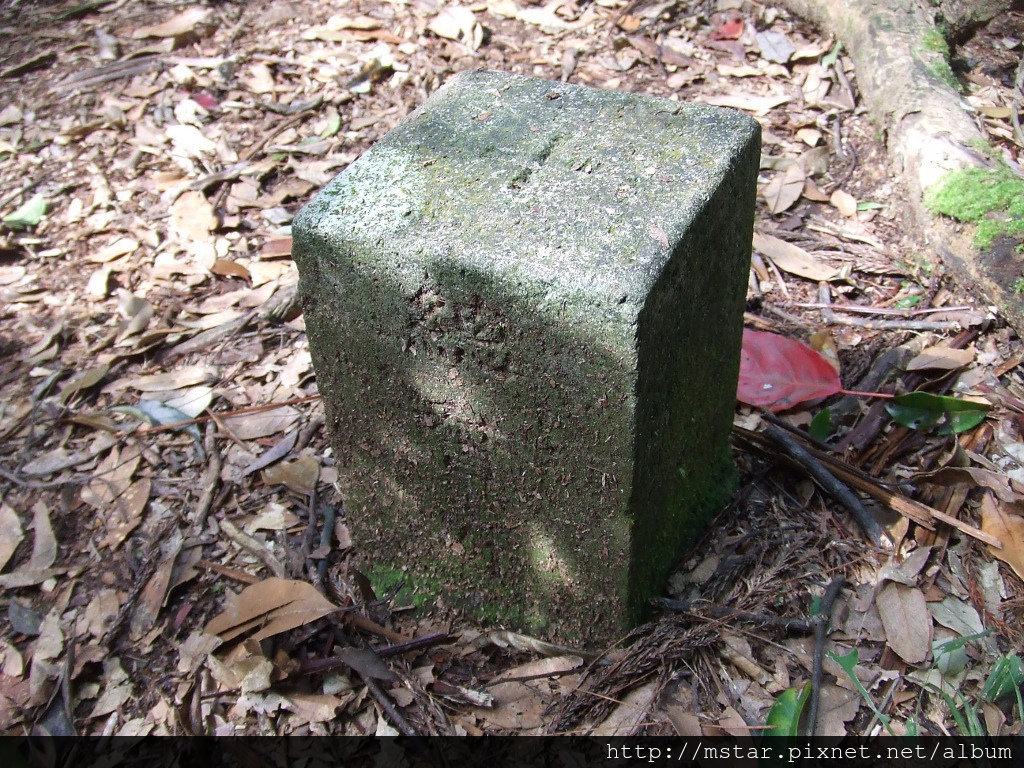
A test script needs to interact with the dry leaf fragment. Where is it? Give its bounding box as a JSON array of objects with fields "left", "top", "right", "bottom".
[
  {"left": 89, "top": 237, "right": 139, "bottom": 263},
  {"left": 130, "top": 528, "right": 184, "bottom": 640},
  {"left": 246, "top": 502, "right": 300, "bottom": 533},
  {"left": 242, "top": 432, "right": 298, "bottom": 477},
  {"left": 906, "top": 345, "right": 975, "bottom": 372},
  {"left": 830, "top": 189, "right": 858, "bottom": 217},
  {"left": 242, "top": 63, "right": 276, "bottom": 94},
  {"left": 0, "top": 503, "right": 24, "bottom": 572},
  {"left": 171, "top": 190, "right": 217, "bottom": 241},
  {"left": 761, "top": 164, "right": 805, "bottom": 214},
  {"left": 204, "top": 578, "right": 339, "bottom": 643},
  {"left": 86, "top": 267, "right": 111, "bottom": 299},
  {"left": 753, "top": 231, "right": 839, "bottom": 281},
  {"left": 90, "top": 658, "right": 132, "bottom": 719},
  {"left": 130, "top": 365, "right": 220, "bottom": 392},
  {"left": 59, "top": 364, "right": 110, "bottom": 405},
  {"left": 334, "top": 647, "right": 398, "bottom": 682},
  {"left": 799, "top": 145, "right": 831, "bottom": 177},
  {"left": 262, "top": 455, "right": 319, "bottom": 495},
  {"left": 207, "top": 642, "right": 274, "bottom": 693},
  {"left": 116, "top": 290, "right": 154, "bottom": 339},
  {"left": 981, "top": 492, "right": 1024, "bottom": 583},
  {"left": 809, "top": 330, "right": 841, "bottom": 373},
  {"left": 166, "top": 124, "right": 217, "bottom": 158},
  {"left": 261, "top": 237, "right": 292, "bottom": 258},
  {"left": 756, "top": 30, "right": 796, "bottom": 64},
  {"left": 917, "top": 465, "right": 1022, "bottom": 502},
  {"left": 211, "top": 258, "right": 251, "bottom": 280},
  {"left": 592, "top": 680, "right": 658, "bottom": 736},
  {"left": 875, "top": 582, "right": 932, "bottom": 664},
  {"left": 814, "top": 684, "right": 861, "bottom": 737},
  {"left": 133, "top": 8, "right": 212, "bottom": 39},
  {"left": 163, "top": 385, "right": 214, "bottom": 418},
  {"left": 100, "top": 477, "right": 151, "bottom": 550},
  {"left": 428, "top": 6, "right": 483, "bottom": 50},
  {"left": 695, "top": 92, "right": 792, "bottom": 116},
  {"left": 229, "top": 406, "right": 300, "bottom": 440},
  {"left": 802, "top": 178, "right": 831, "bottom": 202},
  {"left": 796, "top": 127, "right": 822, "bottom": 146},
  {"left": 0, "top": 503, "right": 58, "bottom": 588},
  {"left": 282, "top": 692, "right": 346, "bottom": 725}
]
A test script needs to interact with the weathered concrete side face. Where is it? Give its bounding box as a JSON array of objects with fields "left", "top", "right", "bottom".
[{"left": 293, "top": 71, "right": 759, "bottom": 646}]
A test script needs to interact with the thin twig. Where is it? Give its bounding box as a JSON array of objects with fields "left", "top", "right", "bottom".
[
  {"left": 807, "top": 576, "right": 845, "bottom": 738},
  {"left": 365, "top": 675, "right": 419, "bottom": 736},
  {"left": 190, "top": 422, "right": 222, "bottom": 535},
  {"left": 762, "top": 425, "right": 892, "bottom": 547},
  {"left": 376, "top": 632, "right": 452, "bottom": 659},
  {"left": 793, "top": 301, "right": 976, "bottom": 317},
  {"left": 220, "top": 518, "right": 287, "bottom": 578},
  {"left": 133, "top": 394, "right": 320, "bottom": 435},
  {"left": 316, "top": 504, "right": 335, "bottom": 585}
]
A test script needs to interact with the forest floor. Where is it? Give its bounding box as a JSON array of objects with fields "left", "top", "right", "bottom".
[{"left": 1, "top": 0, "right": 1023, "bottom": 738}]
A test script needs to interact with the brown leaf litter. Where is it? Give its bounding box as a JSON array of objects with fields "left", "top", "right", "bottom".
[{"left": 0, "top": 0, "right": 1023, "bottom": 737}]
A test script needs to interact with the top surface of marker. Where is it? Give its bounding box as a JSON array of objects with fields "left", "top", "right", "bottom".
[{"left": 297, "top": 70, "right": 760, "bottom": 311}]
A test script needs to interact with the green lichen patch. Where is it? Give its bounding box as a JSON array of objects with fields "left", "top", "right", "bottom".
[{"left": 925, "top": 165, "right": 1024, "bottom": 250}]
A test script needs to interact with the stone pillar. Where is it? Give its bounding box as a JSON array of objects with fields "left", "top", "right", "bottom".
[{"left": 293, "top": 71, "right": 759, "bottom": 646}]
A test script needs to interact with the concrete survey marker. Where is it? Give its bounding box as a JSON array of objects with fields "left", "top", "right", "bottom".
[{"left": 293, "top": 70, "right": 760, "bottom": 646}]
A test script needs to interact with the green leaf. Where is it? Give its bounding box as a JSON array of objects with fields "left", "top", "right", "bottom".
[
  {"left": 822, "top": 41, "right": 842, "bottom": 68},
  {"left": 828, "top": 649, "right": 897, "bottom": 736},
  {"left": 885, "top": 391, "right": 990, "bottom": 435},
  {"left": 981, "top": 654, "right": 1024, "bottom": 703},
  {"left": 766, "top": 684, "right": 810, "bottom": 737},
  {"left": 3, "top": 193, "right": 46, "bottom": 229},
  {"left": 893, "top": 294, "right": 923, "bottom": 309},
  {"left": 924, "top": 681, "right": 982, "bottom": 736},
  {"left": 320, "top": 112, "right": 342, "bottom": 139},
  {"left": 809, "top": 408, "right": 831, "bottom": 442}
]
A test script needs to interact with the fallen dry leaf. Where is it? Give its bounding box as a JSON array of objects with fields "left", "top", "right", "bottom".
[
  {"left": 696, "top": 91, "right": 792, "bottom": 116},
  {"left": 754, "top": 231, "right": 840, "bottom": 281},
  {"left": 263, "top": 455, "right": 319, "bottom": 495},
  {"left": 592, "top": 680, "right": 658, "bottom": 736},
  {"left": 208, "top": 640, "right": 275, "bottom": 693},
  {"left": 133, "top": 8, "right": 212, "bottom": 39},
  {"left": 130, "top": 528, "right": 184, "bottom": 640},
  {"left": 0, "top": 504, "right": 25, "bottom": 572},
  {"left": 761, "top": 164, "right": 805, "bottom": 214},
  {"left": 428, "top": 6, "right": 482, "bottom": 50},
  {"left": 875, "top": 582, "right": 932, "bottom": 664},
  {"left": 906, "top": 345, "right": 975, "bottom": 372},
  {"left": 981, "top": 492, "right": 1024, "bottom": 582},
  {"left": 12, "top": 502, "right": 56, "bottom": 578},
  {"left": 205, "top": 578, "right": 339, "bottom": 643},
  {"left": 130, "top": 364, "right": 220, "bottom": 392},
  {"left": 830, "top": 188, "right": 858, "bottom": 217},
  {"left": 229, "top": 406, "right": 300, "bottom": 440},
  {"left": 814, "top": 684, "right": 860, "bottom": 736},
  {"left": 171, "top": 190, "right": 218, "bottom": 242}
]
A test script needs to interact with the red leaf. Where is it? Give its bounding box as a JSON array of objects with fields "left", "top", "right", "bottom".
[
  {"left": 710, "top": 15, "right": 745, "bottom": 40},
  {"left": 737, "top": 329, "right": 842, "bottom": 412}
]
